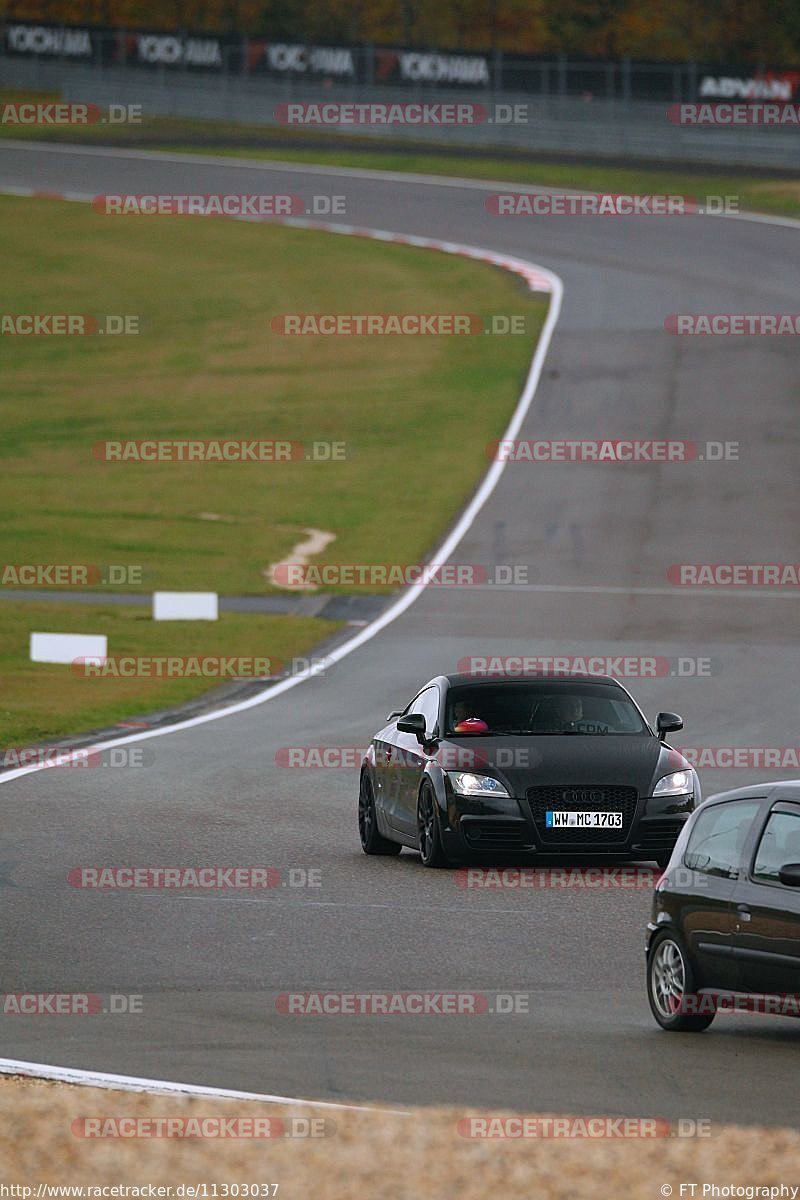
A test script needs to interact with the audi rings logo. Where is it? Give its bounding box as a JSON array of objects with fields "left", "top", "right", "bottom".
[{"left": 562, "top": 789, "right": 603, "bottom": 804}]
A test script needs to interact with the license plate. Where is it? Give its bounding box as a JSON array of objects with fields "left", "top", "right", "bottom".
[{"left": 546, "top": 810, "right": 623, "bottom": 828}]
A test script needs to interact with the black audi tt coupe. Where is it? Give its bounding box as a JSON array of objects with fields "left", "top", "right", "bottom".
[{"left": 358, "top": 672, "right": 699, "bottom": 867}]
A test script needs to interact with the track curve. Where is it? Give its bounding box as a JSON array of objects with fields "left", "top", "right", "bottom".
[{"left": 1, "top": 143, "right": 798, "bottom": 1122}]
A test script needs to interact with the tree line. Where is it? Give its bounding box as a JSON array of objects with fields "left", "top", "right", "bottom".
[{"left": 4, "top": 0, "right": 799, "bottom": 65}]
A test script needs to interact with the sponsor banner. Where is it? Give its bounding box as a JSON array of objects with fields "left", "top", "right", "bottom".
[
  {"left": 4, "top": 22, "right": 94, "bottom": 58},
  {"left": 114, "top": 31, "right": 232, "bottom": 70},
  {"left": 2, "top": 24, "right": 797, "bottom": 104},
  {"left": 249, "top": 41, "right": 356, "bottom": 77},
  {"left": 2, "top": 22, "right": 240, "bottom": 69},
  {"left": 374, "top": 49, "right": 491, "bottom": 86},
  {"left": 698, "top": 72, "right": 800, "bottom": 100}
]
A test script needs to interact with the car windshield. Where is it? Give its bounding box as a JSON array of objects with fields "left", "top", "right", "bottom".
[{"left": 445, "top": 681, "right": 648, "bottom": 735}]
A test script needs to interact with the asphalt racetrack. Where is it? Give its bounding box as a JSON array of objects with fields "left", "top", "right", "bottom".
[{"left": 1, "top": 142, "right": 798, "bottom": 1123}]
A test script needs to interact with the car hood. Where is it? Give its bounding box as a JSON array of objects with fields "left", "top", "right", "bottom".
[{"left": 438, "top": 735, "right": 688, "bottom": 799}]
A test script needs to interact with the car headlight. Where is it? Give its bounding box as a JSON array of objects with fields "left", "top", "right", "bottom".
[
  {"left": 652, "top": 770, "right": 693, "bottom": 797},
  {"left": 446, "top": 771, "right": 510, "bottom": 797}
]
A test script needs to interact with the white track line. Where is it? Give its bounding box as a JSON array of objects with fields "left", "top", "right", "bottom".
[
  {"left": 0, "top": 142, "right": 794, "bottom": 1109},
  {"left": 0, "top": 1057, "right": 408, "bottom": 1112},
  {"left": 0, "top": 185, "right": 562, "bottom": 784},
  {"left": 0, "top": 185, "right": 557, "bottom": 1105}
]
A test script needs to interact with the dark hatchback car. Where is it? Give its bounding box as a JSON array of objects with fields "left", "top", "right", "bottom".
[
  {"left": 358, "top": 672, "right": 699, "bottom": 867},
  {"left": 647, "top": 782, "right": 800, "bottom": 1031}
]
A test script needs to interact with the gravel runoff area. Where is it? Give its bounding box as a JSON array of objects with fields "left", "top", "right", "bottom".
[{"left": 0, "top": 1076, "right": 798, "bottom": 1199}]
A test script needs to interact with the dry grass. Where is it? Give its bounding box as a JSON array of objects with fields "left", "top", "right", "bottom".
[{"left": 1, "top": 1076, "right": 798, "bottom": 1199}]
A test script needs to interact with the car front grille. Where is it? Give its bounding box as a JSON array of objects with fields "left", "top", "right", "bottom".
[{"left": 526, "top": 785, "right": 638, "bottom": 844}]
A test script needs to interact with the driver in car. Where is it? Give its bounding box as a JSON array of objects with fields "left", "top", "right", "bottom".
[
  {"left": 531, "top": 695, "right": 584, "bottom": 731},
  {"left": 452, "top": 700, "right": 489, "bottom": 734}
]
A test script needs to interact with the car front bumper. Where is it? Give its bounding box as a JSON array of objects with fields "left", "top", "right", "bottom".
[{"left": 442, "top": 788, "right": 693, "bottom": 859}]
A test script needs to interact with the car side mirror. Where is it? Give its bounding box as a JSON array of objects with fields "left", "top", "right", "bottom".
[
  {"left": 656, "top": 711, "right": 683, "bottom": 737},
  {"left": 778, "top": 863, "right": 800, "bottom": 887},
  {"left": 397, "top": 713, "right": 427, "bottom": 742}
]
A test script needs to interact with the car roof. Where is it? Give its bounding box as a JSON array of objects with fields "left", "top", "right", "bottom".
[
  {"left": 442, "top": 672, "right": 624, "bottom": 688},
  {"left": 702, "top": 780, "right": 800, "bottom": 805}
]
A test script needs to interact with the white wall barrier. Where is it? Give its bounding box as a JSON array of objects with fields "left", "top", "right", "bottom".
[
  {"left": 30, "top": 632, "right": 108, "bottom": 665},
  {"left": 153, "top": 592, "right": 219, "bottom": 620}
]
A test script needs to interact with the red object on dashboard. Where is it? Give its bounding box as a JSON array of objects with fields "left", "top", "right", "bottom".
[{"left": 453, "top": 717, "right": 489, "bottom": 733}]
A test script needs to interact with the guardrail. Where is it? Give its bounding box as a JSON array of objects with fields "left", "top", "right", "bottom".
[{"left": 1, "top": 54, "right": 797, "bottom": 170}]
